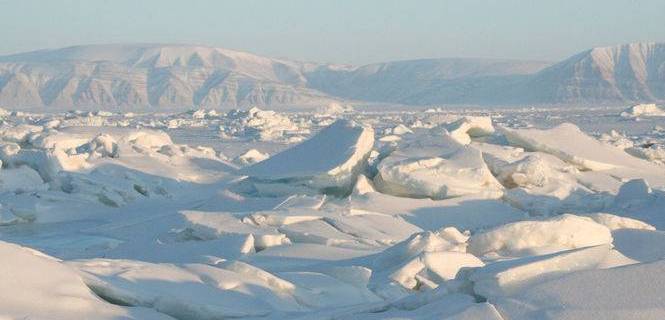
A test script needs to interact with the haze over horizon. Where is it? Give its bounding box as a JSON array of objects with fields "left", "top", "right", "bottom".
[{"left": 2, "top": 0, "right": 665, "bottom": 65}]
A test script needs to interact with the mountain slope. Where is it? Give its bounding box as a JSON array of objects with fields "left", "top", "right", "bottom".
[
  {"left": 0, "top": 42, "right": 664, "bottom": 110},
  {"left": 306, "top": 58, "right": 550, "bottom": 104},
  {"left": 524, "top": 42, "right": 665, "bottom": 103},
  {"left": 0, "top": 44, "right": 335, "bottom": 109}
]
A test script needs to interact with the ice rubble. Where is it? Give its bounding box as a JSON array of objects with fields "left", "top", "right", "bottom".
[
  {"left": 620, "top": 103, "right": 665, "bottom": 118},
  {"left": 374, "top": 130, "right": 503, "bottom": 199},
  {"left": 239, "top": 119, "right": 374, "bottom": 196},
  {"left": 0, "top": 109, "right": 665, "bottom": 319},
  {"left": 220, "top": 107, "right": 305, "bottom": 142},
  {"left": 626, "top": 143, "right": 665, "bottom": 165},
  {"left": 501, "top": 123, "right": 665, "bottom": 187},
  {"left": 358, "top": 228, "right": 483, "bottom": 299},
  {"left": 0, "top": 124, "right": 235, "bottom": 223},
  {"left": 599, "top": 129, "right": 634, "bottom": 149}
]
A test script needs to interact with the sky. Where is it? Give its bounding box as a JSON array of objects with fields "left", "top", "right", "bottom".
[{"left": 1, "top": 0, "right": 664, "bottom": 65}]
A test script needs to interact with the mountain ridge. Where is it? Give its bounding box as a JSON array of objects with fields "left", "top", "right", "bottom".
[{"left": 0, "top": 42, "right": 663, "bottom": 110}]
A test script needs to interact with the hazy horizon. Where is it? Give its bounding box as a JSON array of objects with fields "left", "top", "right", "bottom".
[{"left": 2, "top": 0, "right": 664, "bottom": 65}]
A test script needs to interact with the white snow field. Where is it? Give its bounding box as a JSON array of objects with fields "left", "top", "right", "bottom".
[{"left": 1, "top": 105, "right": 665, "bottom": 319}]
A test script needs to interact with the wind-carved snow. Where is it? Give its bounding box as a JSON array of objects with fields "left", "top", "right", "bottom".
[{"left": 0, "top": 107, "right": 664, "bottom": 319}]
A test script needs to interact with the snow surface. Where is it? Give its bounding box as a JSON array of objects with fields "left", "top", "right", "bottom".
[{"left": 0, "top": 106, "right": 664, "bottom": 319}]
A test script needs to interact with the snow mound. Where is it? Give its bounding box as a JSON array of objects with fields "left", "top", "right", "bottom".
[
  {"left": 468, "top": 214, "right": 613, "bottom": 258},
  {"left": 239, "top": 119, "right": 374, "bottom": 196},
  {"left": 374, "top": 133, "right": 503, "bottom": 199}
]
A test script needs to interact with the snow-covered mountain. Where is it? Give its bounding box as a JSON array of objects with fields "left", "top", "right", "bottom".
[
  {"left": 0, "top": 42, "right": 664, "bottom": 109},
  {"left": 316, "top": 42, "right": 665, "bottom": 106},
  {"left": 524, "top": 42, "right": 665, "bottom": 104},
  {"left": 0, "top": 44, "right": 336, "bottom": 109},
  {"left": 306, "top": 58, "right": 550, "bottom": 104}
]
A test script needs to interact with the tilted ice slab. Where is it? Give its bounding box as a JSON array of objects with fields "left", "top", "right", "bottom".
[
  {"left": 501, "top": 123, "right": 665, "bottom": 187},
  {"left": 240, "top": 119, "right": 374, "bottom": 196},
  {"left": 0, "top": 241, "right": 171, "bottom": 320},
  {"left": 374, "top": 131, "right": 503, "bottom": 199},
  {"left": 469, "top": 244, "right": 616, "bottom": 298},
  {"left": 70, "top": 258, "right": 382, "bottom": 319}
]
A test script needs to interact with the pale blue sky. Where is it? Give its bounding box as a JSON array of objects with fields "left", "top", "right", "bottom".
[{"left": 1, "top": 0, "right": 664, "bottom": 65}]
